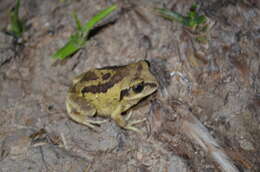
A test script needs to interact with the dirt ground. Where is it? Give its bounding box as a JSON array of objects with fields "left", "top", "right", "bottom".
[{"left": 0, "top": 0, "right": 260, "bottom": 171}]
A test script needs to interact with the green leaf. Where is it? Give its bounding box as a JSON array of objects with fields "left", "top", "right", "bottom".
[
  {"left": 187, "top": 11, "right": 196, "bottom": 19},
  {"left": 72, "top": 12, "right": 82, "bottom": 31},
  {"left": 52, "top": 39, "right": 81, "bottom": 59},
  {"left": 10, "top": 0, "right": 23, "bottom": 37},
  {"left": 154, "top": 8, "right": 185, "bottom": 24},
  {"left": 155, "top": 5, "right": 207, "bottom": 28},
  {"left": 52, "top": 33, "right": 84, "bottom": 59},
  {"left": 190, "top": 4, "right": 198, "bottom": 11},
  {"left": 81, "top": 4, "right": 117, "bottom": 37},
  {"left": 52, "top": 4, "right": 117, "bottom": 59},
  {"left": 195, "top": 16, "right": 206, "bottom": 25}
]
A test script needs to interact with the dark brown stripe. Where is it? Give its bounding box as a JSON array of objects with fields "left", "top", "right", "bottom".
[
  {"left": 120, "top": 89, "right": 129, "bottom": 101},
  {"left": 81, "top": 71, "right": 98, "bottom": 82},
  {"left": 97, "top": 64, "right": 126, "bottom": 70},
  {"left": 144, "top": 82, "right": 158, "bottom": 88},
  {"left": 143, "top": 60, "right": 150, "bottom": 67},
  {"left": 81, "top": 70, "right": 127, "bottom": 94},
  {"left": 102, "top": 73, "right": 111, "bottom": 80}
]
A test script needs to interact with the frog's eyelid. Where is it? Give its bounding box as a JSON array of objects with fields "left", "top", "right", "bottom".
[{"left": 130, "top": 78, "right": 143, "bottom": 86}]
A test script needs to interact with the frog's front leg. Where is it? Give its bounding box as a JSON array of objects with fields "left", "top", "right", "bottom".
[
  {"left": 66, "top": 94, "right": 106, "bottom": 129},
  {"left": 111, "top": 105, "right": 146, "bottom": 133}
]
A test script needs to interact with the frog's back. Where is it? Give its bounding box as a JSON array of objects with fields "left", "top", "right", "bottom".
[{"left": 80, "top": 65, "right": 130, "bottom": 116}]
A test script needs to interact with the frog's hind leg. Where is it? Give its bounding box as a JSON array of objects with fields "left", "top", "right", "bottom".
[{"left": 66, "top": 94, "right": 106, "bottom": 129}]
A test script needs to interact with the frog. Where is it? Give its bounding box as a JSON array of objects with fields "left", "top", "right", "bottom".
[{"left": 66, "top": 60, "right": 158, "bottom": 132}]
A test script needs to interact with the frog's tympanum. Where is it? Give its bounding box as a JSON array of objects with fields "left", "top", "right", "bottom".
[{"left": 66, "top": 60, "right": 158, "bottom": 132}]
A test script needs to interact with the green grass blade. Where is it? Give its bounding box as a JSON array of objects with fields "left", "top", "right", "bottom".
[
  {"left": 82, "top": 5, "right": 117, "bottom": 36},
  {"left": 154, "top": 8, "right": 185, "bottom": 25},
  {"left": 10, "top": 0, "right": 23, "bottom": 37},
  {"left": 52, "top": 34, "right": 83, "bottom": 59},
  {"left": 72, "top": 12, "right": 82, "bottom": 31},
  {"left": 52, "top": 5, "right": 117, "bottom": 59},
  {"left": 154, "top": 6, "right": 207, "bottom": 27},
  {"left": 195, "top": 15, "right": 206, "bottom": 25}
]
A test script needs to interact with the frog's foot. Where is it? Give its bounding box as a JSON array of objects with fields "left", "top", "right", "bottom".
[
  {"left": 125, "top": 118, "right": 146, "bottom": 133},
  {"left": 124, "top": 110, "right": 146, "bottom": 133},
  {"left": 111, "top": 106, "right": 146, "bottom": 133},
  {"left": 82, "top": 119, "right": 107, "bottom": 129}
]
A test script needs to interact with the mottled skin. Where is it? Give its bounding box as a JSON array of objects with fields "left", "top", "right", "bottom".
[{"left": 66, "top": 60, "right": 158, "bottom": 132}]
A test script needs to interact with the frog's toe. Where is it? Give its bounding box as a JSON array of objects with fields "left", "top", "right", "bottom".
[
  {"left": 128, "top": 118, "right": 146, "bottom": 125},
  {"left": 125, "top": 118, "right": 146, "bottom": 133},
  {"left": 89, "top": 119, "right": 107, "bottom": 125},
  {"left": 81, "top": 119, "right": 107, "bottom": 129},
  {"left": 125, "top": 110, "right": 133, "bottom": 121},
  {"left": 80, "top": 121, "right": 97, "bottom": 129}
]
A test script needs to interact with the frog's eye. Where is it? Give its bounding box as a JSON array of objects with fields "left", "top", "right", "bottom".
[{"left": 132, "top": 82, "right": 144, "bottom": 93}]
